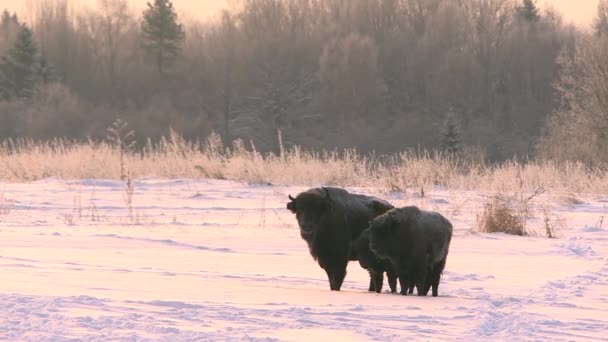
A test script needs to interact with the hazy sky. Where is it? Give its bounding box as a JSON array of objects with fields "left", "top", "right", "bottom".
[
  {"left": 0, "top": 0, "right": 230, "bottom": 22},
  {"left": 543, "top": 0, "right": 598, "bottom": 26},
  {"left": 0, "top": 0, "right": 599, "bottom": 27}
]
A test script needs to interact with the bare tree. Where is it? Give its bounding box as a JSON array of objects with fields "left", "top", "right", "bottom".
[
  {"left": 594, "top": 0, "right": 608, "bottom": 36},
  {"left": 403, "top": 0, "right": 442, "bottom": 36},
  {"left": 83, "top": 0, "right": 137, "bottom": 102},
  {"left": 538, "top": 33, "right": 608, "bottom": 163},
  {"left": 25, "top": 83, "right": 84, "bottom": 139},
  {"left": 215, "top": 11, "right": 238, "bottom": 143},
  {"left": 319, "top": 33, "right": 385, "bottom": 134},
  {"left": 29, "top": 0, "right": 75, "bottom": 82},
  {"left": 465, "top": 0, "right": 514, "bottom": 112}
]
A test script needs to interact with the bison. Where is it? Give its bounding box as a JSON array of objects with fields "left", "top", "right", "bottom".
[
  {"left": 369, "top": 206, "right": 453, "bottom": 296},
  {"left": 351, "top": 227, "right": 398, "bottom": 293},
  {"left": 287, "top": 187, "right": 394, "bottom": 291}
]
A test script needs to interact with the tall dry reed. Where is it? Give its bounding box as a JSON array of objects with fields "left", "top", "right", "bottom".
[{"left": 2, "top": 133, "right": 608, "bottom": 194}]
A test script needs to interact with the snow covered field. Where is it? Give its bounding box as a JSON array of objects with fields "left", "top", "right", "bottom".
[{"left": 1, "top": 178, "right": 607, "bottom": 341}]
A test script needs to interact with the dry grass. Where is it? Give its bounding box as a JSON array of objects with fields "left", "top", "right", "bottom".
[
  {"left": 477, "top": 199, "right": 529, "bottom": 236},
  {"left": 541, "top": 206, "right": 568, "bottom": 239},
  {"left": 1, "top": 133, "right": 608, "bottom": 195},
  {"left": 123, "top": 173, "right": 135, "bottom": 222},
  {"left": 475, "top": 170, "right": 551, "bottom": 237},
  {"left": 63, "top": 189, "right": 82, "bottom": 225}
]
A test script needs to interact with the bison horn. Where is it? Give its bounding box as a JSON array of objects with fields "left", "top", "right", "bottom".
[{"left": 288, "top": 194, "right": 295, "bottom": 201}]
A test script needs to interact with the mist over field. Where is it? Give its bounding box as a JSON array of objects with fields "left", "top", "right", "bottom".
[{"left": 0, "top": 0, "right": 606, "bottom": 163}]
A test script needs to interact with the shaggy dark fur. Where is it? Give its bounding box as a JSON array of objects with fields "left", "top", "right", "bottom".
[
  {"left": 287, "top": 187, "right": 394, "bottom": 291},
  {"left": 351, "top": 227, "right": 398, "bottom": 293},
  {"left": 369, "top": 206, "right": 453, "bottom": 296}
]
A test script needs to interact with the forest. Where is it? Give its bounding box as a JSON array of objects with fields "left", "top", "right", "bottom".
[{"left": 0, "top": 0, "right": 607, "bottom": 164}]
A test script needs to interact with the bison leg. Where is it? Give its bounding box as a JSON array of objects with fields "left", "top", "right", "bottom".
[
  {"left": 398, "top": 274, "right": 410, "bottom": 295},
  {"left": 373, "top": 271, "right": 384, "bottom": 293},
  {"left": 426, "top": 259, "right": 446, "bottom": 297},
  {"left": 421, "top": 282, "right": 431, "bottom": 296},
  {"left": 432, "top": 282, "right": 439, "bottom": 297},
  {"left": 408, "top": 282, "right": 415, "bottom": 294},
  {"left": 387, "top": 270, "right": 398, "bottom": 293},
  {"left": 423, "top": 272, "right": 440, "bottom": 296},
  {"left": 415, "top": 280, "right": 427, "bottom": 296},
  {"left": 407, "top": 262, "right": 428, "bottom": 296},
  {"left": 328, "top": 271, "right": 340, "bottom": 291},
  {"left": 325, "top": 265, "right": 347, "bottom": 291},
  {"left": 368, "top": 277, "right": 375, "bottom": 292},
  {"left": 333, "top": 267, "right": 347, "bottom": 291},
  {"left": 421, "top": 276, "right": 434, "bottom": 296},
  {"left": 325, "top": 269, "right": 337, "bottom": 291},
  {"left": 368, "top": 271, "right": 376, "bottom": 292},
  {"left": 421, "top": 260, "right": 436, "bottom": 296},
  {"left": 415, "top": 271, "right": 428, "bottom": 296}
]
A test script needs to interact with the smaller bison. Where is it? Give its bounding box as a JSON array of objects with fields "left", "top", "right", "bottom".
[
  {"left": 287, "top": 187, "right": 394, "bottom": 291},
  {"left": 369, "top": 206, "right": 453, "bottom": 296},
  {"left": 351, "top": 227, "right": 398, "bottom": 293}
]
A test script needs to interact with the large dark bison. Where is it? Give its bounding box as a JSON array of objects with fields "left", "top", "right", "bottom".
[
  {"left": 351, "top": 227, "right": 398, "bottom": 293},
  {"left": 287, "top": 187, "right": 394, "bottom": 291},
  {"left": 369, "top": 206, "right": 453, "bottom": 296}
]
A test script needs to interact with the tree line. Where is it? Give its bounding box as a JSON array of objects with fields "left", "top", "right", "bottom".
[{"left": 0, "top": 0, "right": 606, "bottom": 163}]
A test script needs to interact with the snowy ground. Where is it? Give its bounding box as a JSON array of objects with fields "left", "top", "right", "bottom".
[{"left": 1, "top": 178, "right": 607, "bottom": 341}]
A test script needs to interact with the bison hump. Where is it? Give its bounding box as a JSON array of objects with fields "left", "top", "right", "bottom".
[{"left": 369, "top": 198, "right": 394, "bottom": 214}]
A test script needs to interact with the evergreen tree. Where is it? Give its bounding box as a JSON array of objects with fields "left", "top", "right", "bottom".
[
  {"left": 441, "top": 110, "right": 462, "bottom": 155},
  {"left": 37, "top": 52, "right": 56, "bottom": 84},
  {"left": 0, "top": 10, "right": 20, "bottom": 55},
  {"left": 140, "top": 0, "right": 185, "bottom": 75},
  {"left": 517, "top": 0, "right": 540, "bottom": 23},
  {"left": 1, "top": 10, "right": 19, "bottom": 40},
  {"left": 0, "top": 24, "right": 38, "bottom": 100},
  {"left": 0, "top": 10, "right": 10, "bottom": 27},
  {"left": 1, "top": 10, "right": 13, "bottom": 40},
  {"left": 0, "top": 56, "right": 12, "bottom": 100}
]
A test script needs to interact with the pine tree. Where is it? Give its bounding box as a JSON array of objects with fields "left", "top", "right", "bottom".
[
  {"left": 0, "top": 10, "right": 19, "bottom": 41},
  {"left": 0, "top": 24, "right": 39, "bottom": 100},
  {"left": 517, "top": 0, "right": 540, "bottom": 23},
  {"left": 441, "top": 110, "right": 462, "bottom": 155},
  {"left": 1, "top": 10, "right": 13, "bottom": 40},
  {"left": 37, "top": 52, "right": 56, "bottom": 84},
  {"left": 0, "top": 56, "right": 12, "bottom": 100},
  {"left": 140, "top": 0, "right": 185, "bottom": 75}
]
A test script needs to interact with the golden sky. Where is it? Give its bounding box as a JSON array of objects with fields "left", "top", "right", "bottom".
[
  {"left": 0, "top": 0, "right": 599, "bottom": 27},
  {"left": 542, "top": 0, "right": 598, "bottom": 26},
  {"left": 0, "top": 0, "right": 230, "bottom": 22}
]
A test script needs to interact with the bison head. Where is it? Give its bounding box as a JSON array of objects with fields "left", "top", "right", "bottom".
[
  {"left": 287, "top": 187, "right": 333, "bottom": 238},
  {"left": 368, "top": 211, "right": 399, "bottom": 259}
]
